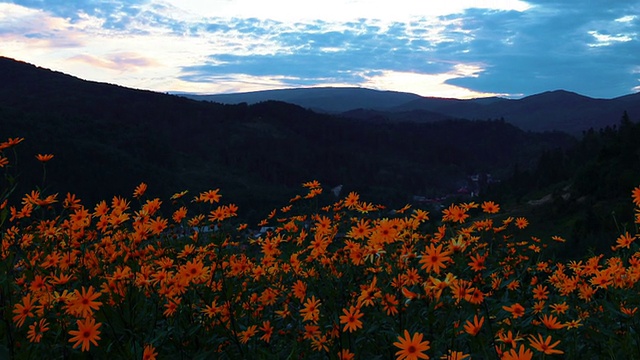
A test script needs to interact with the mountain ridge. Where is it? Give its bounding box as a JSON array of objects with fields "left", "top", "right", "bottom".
[{"left": 184, "top": 87, "right": 640, "bottom": 134}]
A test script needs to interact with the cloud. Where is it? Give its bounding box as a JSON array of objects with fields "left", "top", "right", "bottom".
[
  {"left": 1, "top": 0, "right": 638, "bottom": 98},
  {"left": 164, "top": 0, "right": 531, "bottom": 22},
  {"left": 359, "top": 65, "right": 504, "bottom": 98},
  {"left": 68, "top": 53, "right": 159, "bottom": 72},
  {"left": 0, "top": 3, "right": 87, "bottom": 48}
]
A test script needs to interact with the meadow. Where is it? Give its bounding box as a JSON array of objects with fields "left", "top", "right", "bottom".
[{"left": 2, "top": 136, "right": 640, "bottom": 359}]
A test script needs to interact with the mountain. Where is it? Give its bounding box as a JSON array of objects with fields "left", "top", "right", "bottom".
[
  {"left": 185, "top": 88, "right": 640, "bottom": 135},
  {"left": 0, "top": 57, "right": 574, "bottom": 221},
  {"left": 183, "top": 87, "right": 424, "bottom": 113}
]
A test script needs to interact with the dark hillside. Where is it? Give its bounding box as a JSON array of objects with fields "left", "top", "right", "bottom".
[{"left": 1, "top": 57, "right": 575, "bottom": 221}]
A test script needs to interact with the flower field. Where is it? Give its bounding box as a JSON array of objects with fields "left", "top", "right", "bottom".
[{"left": 2, "top": 136, "right": 640, "bottom": 359}]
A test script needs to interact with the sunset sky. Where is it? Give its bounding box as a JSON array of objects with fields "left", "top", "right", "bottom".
[{"left": 1, "top": 0, "right": 638, "bottom": 99}]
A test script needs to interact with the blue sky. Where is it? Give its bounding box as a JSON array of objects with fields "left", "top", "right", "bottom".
[{"left": 1, "top": 0, "right": 638, "bottom": 98}]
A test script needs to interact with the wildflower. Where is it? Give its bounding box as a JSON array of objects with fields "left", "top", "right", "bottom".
[
  {"left": 515, "top": 217, "right": 529, "bottom": 229},
  {"left": 347, "top": 219, "right": 372, "bottom": 240},
  {"left": 260, "top": 321, "right": 273, "bottom": 342},
  {"left": 612, "top": 232, "right": 636, "bottom": 250},
  {"left": 502, "top": 345, "right": 533, "bottom": 360},
  {"left": 172, "top": 206, "right": 188, "bottom": 223},
  {"left": 393, "top": 330, "right": 430, "bottom": 360},
  {"left": 339, "top": 305, "right": 364, "bottom": 333},
  {"left": 632, "top": 186, "right": 640, "bottom": 207},
  {"left": 564, "top": 319, "right": 582, "bottom": 329},
  {"left": 198, "top": 189, "right": 221, "bottom": 203},
  {"left": 443, "top": 204, "right": 468, "bottom": 223},
  {"left": 12, "top": 294, "right": 36, "bottom": 327},
  {"left": 133, "top": 182, "right": 147, "bottom": 198},
  {"left": 503, "top": 303, "right": 525, "bottom": 318},
  {"left": 463, "top": 315, "right": 484, "bottom": 336},
  {"left": 344, "top": 192, "right": 360, "bottom": 208},
  {"left": 440, "top": 351, "right": 470, "bottom": 360},
  {"left": 382, "top": 293, "right": 399, "bottom": 316},
  {"left": 303, "top": 324, "right": 321, "bottom": 340},
  {"left": 68, "top": 317, "right": 102, "bottom": 352},
  {"left": 338, "top": 349, "right": 356, "bottom": 360},
  {"left": 163, "top": 298, "right": 181, "bottom": 317},
  {"left": 143, "top": 344, "right": 158, "bottom": 360},
  {"left": 170, "top": 190, "right": 188, "bottom": 200},
  {"left": 239, "top": 325, "right": 257, "bottom": 344},
  {"left": 481, "top": 201, "right": 500, "bottom": 213},
  {"left": 70, "top": 286, "right": 102, "bottom": 317},
  {"left": 27, "top": 318, "right": 49, "bottom": 343},
  {"left": 539, "top": 314, "right": 564, "bottom": 330},
  {"left": 300, "top": 295, "right": 321, "bottom": 322},
  {"left": 292, "top": 280, "right": 307, "bottom": 301},
  {"left": 35, "top": 153, "right": 54, "bottom": 162},
  {"left": 468, "top": 253, "right": 486, "bottom": 272},
  {"left": 532, "top": 284, "right": 549, "bottom": 300},
  {"left": 528, "top": 334, "right": 564, "bottom": 355},
  {"left": 303, "top": 180, "right": 321, "bottom": 189},
  {"left": 311, "top": 334, "right": 330, "bottom": 352},
  {"left": 0, "top": 156, "right": 8, "bottom": 167},
  {"left": 496, "top": 330, "right": 523, "bottom": 348},
  {"left": 419, "top": 243, "right": 451, "bottom": 275}
]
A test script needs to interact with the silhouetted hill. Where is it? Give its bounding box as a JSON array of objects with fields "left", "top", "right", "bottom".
[
  {"left": 183, "top": 87, "right": 423, "bottom": 113},
  {"left": 186, "top": 87, "right": 640, "bottom": 135},
  {"left": 1, "top": 57, "right": 575, "bottom": 221}
]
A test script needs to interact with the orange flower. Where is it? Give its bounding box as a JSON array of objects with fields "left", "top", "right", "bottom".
[
  {"left": 496, "top": 330, "right": 523, "bottom": 348},
  {"left": 632, "top": 186, "right": 640, "bottom": 207},
  {"left": 514, "top": 217, "right": 529, "bottom": 229},
  {"left": 503, "top": 303, "right": 525, "bottom": 318},
  {"left": 528, "top": 334, "right": 564, "bottom": 355},
  {"left": 149, "top": 216, "right": 168, "bottom": 235},
  {"left": 198, "top": 189, "right": 221, "bottom": 203},
  {"left": 292, "top": 280, "right": 307, "bottom": 301},
  {"left": 532, "top": 284, "right": 549, "bottom": 300},
  {"left": 463, "top": 315, "right": 484, "bottom": 336},
  {"left": 35, "top": 153, "right": 54, "bottom": 162},
  {"left": 419, "top": 243, "right": 451, "bottom": 275},
  {"left": 612, "top": 232, "right": 636, "bottom": 250},
  {"left": 259, "top": 320, "right": 273, "bottom": 343},
  {"left": 239, "top": 325, "right": 258, "bottom": 344},
  {"left": 339, "top": 305, "right": 364, "bottom": 333},
  {"left": 27, "top": 318, "right": 49, "bottom": 343},
  {"left": 502, "top": 345, "right": 533, "bottom": 360},
  {"left": 0, "top": 137, "right": 24, "bottom": 149},
  {"left": 300, "top": 295, "right": 321, "bottom": 322},
  {"left": 468, "top": 253, "right": 486, "bottom": 272},
  {"left": 539, "top": 314, "right": 564, "bottom": 330},
  {"left": 12, "top": 294, "right": 36, "bottom": 327},
  {"left": 338, "top": 349, "right": 356, "bottom": 360},
  {"left": 170, "top": 190, "right": 188, "bottom": 200},
  {"left": 68, "top": 317, "right": 102, "bottom": 352},
  {"left": 344, "top": 192, "right": 360, "bottom": 208},
  {"left": 442, "top": 204, "right": 469, "bottom": 223},
  {"left": 393, "top": 330, "right": 430, "bottom": 360},
  {"left": 133, "top": 182, "right": 147, "bottom": 198},
  {"left": 441, "top": 351, "right": 470, "bottom": 360},
  {"left": 481, "top": 201, "right": 500, "bottom": 213},
  {"left": 70, "top": 286, "right": 102, "bottom": 317},
  {"left": 0, "top": 156, "right": 8, "bottom": 167},
  {"left": 143, "top": 344, "right": 158, "bottom": 360}
]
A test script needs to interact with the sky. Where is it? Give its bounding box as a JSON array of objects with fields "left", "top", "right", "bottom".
[{"left": 1, "top": 1, "right": 639, "bottom": 99}]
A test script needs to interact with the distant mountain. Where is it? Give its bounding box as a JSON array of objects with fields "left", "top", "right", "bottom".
[
  {"left": 0, "top": 56, "right": 574, "bottom": 220},
  {"left": 183, "top": 87, "right": 424, "bottom": 113},
  {"left": 185, "top": 88, "right": 640, "bottom": 135}
]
